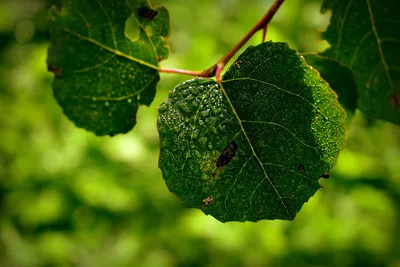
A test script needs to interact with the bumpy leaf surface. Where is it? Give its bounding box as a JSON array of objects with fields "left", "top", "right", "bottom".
[
  {"left": 47, "top": 0, "right": 170, "bottom": 135},
  {"left": 320, "top": 0, "right": 400, "bottom": 124},
  {"left": 158, "top": 42, "right": 346, "bottom": 222},
  {"left": 304, "top": 54, "right": 358, "bottom": 112}
]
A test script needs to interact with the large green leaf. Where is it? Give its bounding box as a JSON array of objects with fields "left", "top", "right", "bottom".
[
  {"left": 320, "top": 0, "right": 400, "bottom": 124},
  {"left": 304, "top": 54, "right": 358, "bottom": 112},
  {"left": 47, "top": 0, "right": 170, "bottom": 135},
  {"left": 158, "top": 42, "right": 346, "bottom": 222}
]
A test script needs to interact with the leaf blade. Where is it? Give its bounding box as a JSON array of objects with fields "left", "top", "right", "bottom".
[
  {"left": 303, "top": 54, "right": 358, "bottom": 112},
  {"left": 158, "top": 42, "right": 346, "bottom": 222},
  {"left": 320, "top": 0, "right": 400, "bottom": 124},
  {"left": 47, "top": 0, "right": 170, "bottom": 135}
]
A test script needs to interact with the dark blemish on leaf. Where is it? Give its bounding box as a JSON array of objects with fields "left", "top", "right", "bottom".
[
  {"left": 137, "top": 7, "right": 158, "bottom": 20},
  {"left": 257, "top": 209, "right": 262, "bottom": 215},
  {"left": 129, "top": 115, "right": 136, "bottom": 123},
  {"left": 320, "top": 174, "right": 330, "bottom": 179},
  {"left": 216, "top": 141, "right": 238, "bottom": 167},
  {"left": 234, "top": 59, "right": 243, "bottom": 68},
  {"left": 202, "top": 196, "right": 214, "bottom": 207},
  {"left": 157, "top": 55, "right": 162, "bottom": 61},
  {"left": 48, "top": 65, "right": 62, "bottom": 78},
  {"left": 298, "top": 164, "right": 305, "bottom": 173},
  {"left": 389, "top": 93, "right": 400, "bottom": 108}
]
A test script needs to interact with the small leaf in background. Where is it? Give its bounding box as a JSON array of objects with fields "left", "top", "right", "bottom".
[
  {"left": 47, "top": 0, "right": 170, "bottom": 135},
  {"left": 304, "top": 54, "right": 358, "bottom": 112},
  {"left": 158, "top": 42, "right": 346, "bottom": 222},
  {"left": 320, "top": 0, "right": 399, "bottom": 124}
]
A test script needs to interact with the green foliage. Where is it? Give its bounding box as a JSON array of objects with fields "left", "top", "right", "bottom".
[
  {"left": 320, "top": 0, "right": 400, "bottom": 124},
  {"left": 43, "top": 0, "right": 400, "bottom": 222},
  {"left": 158, "top": 42, "right": 345, "bottom": 222},
  {"left": 304, "top": 54, "right": 358, "bottom": 112},
  {"left": 1, "top": 0, "right": 400, "bottom": 266},
  {"left": 47, "top": 0, "right": 170, "bottom": 135}
]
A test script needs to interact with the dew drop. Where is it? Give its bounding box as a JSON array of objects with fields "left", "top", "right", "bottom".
[
  {"left": 176, "top": 102, "right": 192, "bottom": 114},
  {"left": 159, "top": 103, "right": 168, "bottom": 113},
  {"left": 201, "top": 109, "right": 210, "bottom": 117},
  {"left": 192, "top": 129, "right": 199, "bottom": 139}
]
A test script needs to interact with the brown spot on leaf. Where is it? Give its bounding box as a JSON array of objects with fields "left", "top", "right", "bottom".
[
  {"left": 129, "top": 115, "right": 136, "bottom": 123},
  {"left": 216, "top": 141, "right": 238, "bottom": 167},
  {"left": 389, "top": 93, "right": 400, "bottom": 108},
  {"left": 298, "top": 164, "right": 305, "bottom": 173},
  {"left": 202, "top": 196, "right": 214, "bottom": 207},
  {"left": 235, "top": 59, "right": 243, "bottom": 68},
  {"left": 320, "top": 173, "right": 330, "bottom": 179},
  {"left": 157, "top": 55, "right": 163, "bottom": 61},
  {"left": 48, "top": 65, "right": 62, "bottom": 78},
  {"left": 137, "top": 7, "right": 158, "bottom": 20},
  {"left": 257, "top": 209, "right": 262, "bottom": 215}
]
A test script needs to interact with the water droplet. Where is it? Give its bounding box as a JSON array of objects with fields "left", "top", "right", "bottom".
[
  {"left": 159, "top": 103, "right": 168, "bottom": 113},
  {"left": 208, "top": 143, "right": 213, "bottom": 150},
  {"left": 192, "top": 129, "right": 199, "bottom": 139},
  {"left": 201, "top": 109, "right": 210, "bottom": 117},
  {"left": 176, "top": 102, "right": 192, "bottom": 114}
]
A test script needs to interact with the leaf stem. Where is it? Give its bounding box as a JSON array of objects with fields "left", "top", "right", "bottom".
[
  {"left": 158, "top": 0, "right": 285, "bottom": 81},
  {"left": 202, "top": 0, "right": 285, "bottom": 81},
  {"left": 261, "top": 25, "right": 268, "bottom": 43},
  {"left": 158, "top": 67, "right": 203, "bottom": 76}
]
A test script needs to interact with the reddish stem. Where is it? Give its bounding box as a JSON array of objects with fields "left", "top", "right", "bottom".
[
  {"left": 158, "top": 0, "right": 285, "bottom": 80},
  {"left": 158, "top": 67, "right": 203, "bottom": 77},
  {"left": 261, "top": 25, "right": 268, "bottom": 43},
  {"left": 203, "top": 0, "right": 285, "bottom": 80}
]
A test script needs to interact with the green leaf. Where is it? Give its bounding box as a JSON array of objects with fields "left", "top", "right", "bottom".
[
  {"left": 158, "top": 42, "right": 346, "bottom": 222},
  {"left": 47, "top": 0, "right": 170, "bottom": 135},
  {"left": 304, "top": 54, "right": 358, "bottom": 112},
  {"left": 320, "top": 0, "right": 400, "bottom": 124}
]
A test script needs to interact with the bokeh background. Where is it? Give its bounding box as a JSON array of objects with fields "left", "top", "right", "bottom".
[{"left": 1, "top": 0, "right": 400, "bottom": 266}]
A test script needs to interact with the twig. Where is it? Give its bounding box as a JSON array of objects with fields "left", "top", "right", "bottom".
[
  {"left": 158, "top": 0, "right": 285, "bottom": 80},
  {"left": 159, "top": 67, "right": 203, "bottom": 77},
  {"left": 202, "top": 0, "right": 285, "bottom": 81}
]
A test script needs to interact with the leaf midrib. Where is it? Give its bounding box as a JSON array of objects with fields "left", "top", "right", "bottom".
[
  {"left": 61, "top": 27, "right": 159, "bottom": 70},
  {"left": 219, "top": 81, "right": 292, "bottom": 220}
]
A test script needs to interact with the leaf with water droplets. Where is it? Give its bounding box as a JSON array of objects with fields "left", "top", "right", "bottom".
[
  {"left": 304, "top": 54, "right": 358, "bottom": 112},
  {"left": 47, "top": 0, "right": 170, "bottom": 135},
  {"left": 158, "top": 42, "right": 346, "bottom": 222},
  {"left": 320, "top": 0, "right": 400, "bottom": 124}
]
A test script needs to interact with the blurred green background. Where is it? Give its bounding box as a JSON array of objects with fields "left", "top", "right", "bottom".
[{"left": 1, "top": 0, "right": 400, "bottom": 266}]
